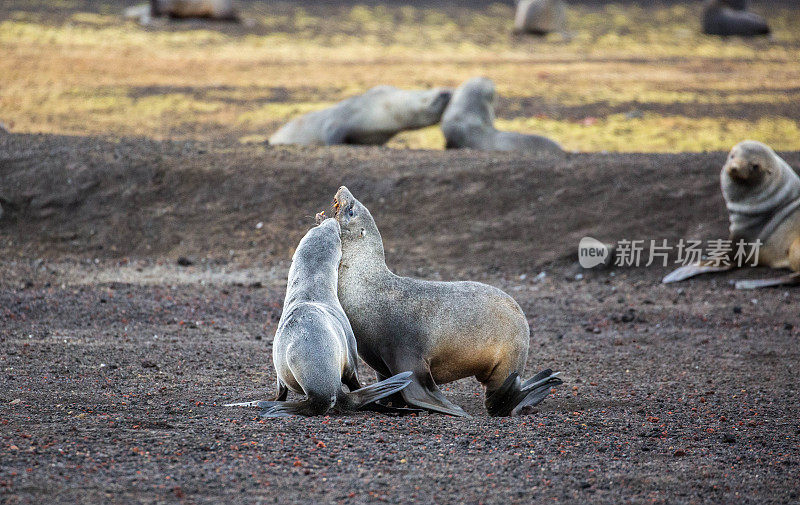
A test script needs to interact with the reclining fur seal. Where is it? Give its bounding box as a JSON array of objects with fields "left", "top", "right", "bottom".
[
  {"left": 226, "top": 218, "right": 412, "bottom": 417},
  {"left": 441, "top": 77, "right": 563, "bottom": 155},
  {"left": 125, "top": 0, "right": 238, "bottom": 23},
  {"left": 269, "top": 86, "right": 453, "bottom": 146},
  {"left": 702, "top": 0, "right": 770, "bottom": 37},
  {"left": 663, "top": 141, "right": 800, "bottom": 289},
  {"left": 331, "top": 187, "right": 563, "bottom": 417}
]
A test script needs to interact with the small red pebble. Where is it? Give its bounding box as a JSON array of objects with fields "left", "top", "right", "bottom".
[
  {"left": 293, "top": 460, "right": 302, "bottom": 467},
  {"left": 316, "top": 441, "right": 326, "bottom": 448}
]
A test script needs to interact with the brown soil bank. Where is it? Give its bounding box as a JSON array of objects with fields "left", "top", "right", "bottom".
[
  {"left": 1, "top": 133, "right": 799, "bottom": 504},
  {"left": 7, "top": 133, "right": 798, "bottom": 272}
]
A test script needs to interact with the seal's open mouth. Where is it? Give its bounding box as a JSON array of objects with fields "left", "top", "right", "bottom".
[{"left": 332, "top": 188, "right": 349, "bottom": 219}]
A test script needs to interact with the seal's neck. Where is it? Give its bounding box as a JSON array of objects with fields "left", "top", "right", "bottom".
[
  {"left": 284, "top": 265, "right": 338, "bottom": 306},
  {"left": 340, "top": 235, "right": 392, "bottom": 283}
]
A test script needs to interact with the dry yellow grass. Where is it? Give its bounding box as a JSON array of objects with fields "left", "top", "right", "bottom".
[{"left": 0, "top": 1, "right": 798, "bottom": 151}]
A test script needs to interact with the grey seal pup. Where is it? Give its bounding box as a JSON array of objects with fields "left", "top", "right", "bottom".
[
  {"left": 702, "top": 0, "right": 769, "bottom": 37},
  {"left": 663, "top": 141, "right": 800, "bottom": 289},
  {"left": 269, "top": 86, "right": 453, "bottom": 146},
  {"left": 331, "top": 187, "right": 563, "bottom": 417},
  {"left": 441, "top": 77, "right": 563, "bottom": 155},
  {"left": 226, "top": 218, "right": 412, "bottom": 417},
  {"left": 514, "top": 0, "right": 567, "bottom": 35}
]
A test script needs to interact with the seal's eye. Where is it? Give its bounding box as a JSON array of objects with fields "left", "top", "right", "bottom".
[
  {"left": 348, "top": 208, "right": 355, "bottom": 217},
  {"left": 751, "top": 163, "right": 760, "bottom": 172}
]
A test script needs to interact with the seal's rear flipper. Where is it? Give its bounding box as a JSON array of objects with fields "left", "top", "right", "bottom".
[
  {"left": 399, "top": 375, "right": 471, "bottom": 418},
  {"left": 512, "top": 371, "right": 563, "bottom": 416},
  {"left": 662, "top": 263, "right": 733, "bottom": 283},
  {"left": 260, "top": 401, "right": 321, "bottom": 418},
  {"left": 347, "top": 371, "right": 413, "bottom": 409},
  {"left": 486, "top": 369, "right": 563, "bottom": 417},
  {"left": 735, "top": 272, "right": 800, "bottom": 290}
]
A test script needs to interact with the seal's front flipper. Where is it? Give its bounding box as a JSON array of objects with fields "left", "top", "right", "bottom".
[
  {"left": 399, "top": 374, "right": 470, "bottom": 418},
  {"left": 260, "top": 395, "right": 336, "bottom": 417},
  {"left": 662, "top": 263, "right": 733, "bottom": 283},
  {"left": 274, "top": 380, "right": 289, "bottom": 401},
  {"left": 735, "top": 272, "right": 800, "bottom": 290},
  {"left": 486, "top": 369, "right": 562, "bottom": 417},
  {"left": 346, "top": 371, "right": 413, "bottom": 409},
  {"left": 321, "top": 124, "right": 350, "bottom": 146},
  {"left": 260, "top": 402, "right": 302, "bottom": 418}
]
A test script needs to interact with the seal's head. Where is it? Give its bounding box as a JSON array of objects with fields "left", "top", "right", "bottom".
[
  {"left": 332, "top": 186, "right": 386, "bottom": 267},
  {"left": 443, "top": 77, "right": 497, "bottom": 128},
  {"left": 721, "top": 140, "right": 800, "bottom": 239},
  {"left": 397, "top": 87, "right": 454, "bottom": 129},
  {"left": 293, "top": 218, "right": 342, "bottom": 269},
  {"left": 722, "top": 140, "right": 774, "bottom": 188}
]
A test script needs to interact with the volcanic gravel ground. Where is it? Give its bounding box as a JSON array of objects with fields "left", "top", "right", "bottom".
[{"left": 1, "top": 134, "right": 799, "bottom": 504}]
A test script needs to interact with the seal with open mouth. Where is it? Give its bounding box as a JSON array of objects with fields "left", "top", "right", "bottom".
[
  {"left": 331, "top": 187, "right": 563, "bottom": 417},
  {"left": 663, "top": 140, "right": 800, "bottom": 289}
]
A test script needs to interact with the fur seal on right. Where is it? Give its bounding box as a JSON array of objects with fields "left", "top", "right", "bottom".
[
  {"left": 226, "top": 218, "right": 412, "bottom": 417},
  {"left": 663, "top": 141, "right": 800, "bottom": 289},
  {"left": 702, "top": 0, "right": 770, "bottom": 37},
  {"left": 331, "top": 187, "right": 563, "bottom": 417},
  {"left": 514, "top": 0, "right": 567, "bottom": 35},
  {"left": 269, "top": 86, "right": 453, "bottom": 146},
  {"left": 441, "top": 77, "right": 563, "bottom": 155}
]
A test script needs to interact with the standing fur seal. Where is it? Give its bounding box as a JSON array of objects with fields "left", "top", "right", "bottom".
[
  {"left": 514, "top": 0, "right": 567, "bottom": 35},
  {"left": 331, "top": 187, "right": 563, "bottom": 417},
  {"left": 269, "top": 86, "right": 453, "bottom": 146},
  {"left": 226, "top": 218, "right": 412, "bottom": 417},
  {"left": 663, "top": 141, "right": 800, "bottom": 289},
  {"left": 441, "top": 77, "right": 563, "bottom": 155},
  {"left": 702, "top": 0, "right": 769, "bottom": 37}
]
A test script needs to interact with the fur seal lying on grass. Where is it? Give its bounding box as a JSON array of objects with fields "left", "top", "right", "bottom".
[
  {"left": 702, "top": 0, "right": 769, "bottom": 37},
  {"left": 269, "top": 86, "right": 453, "bottom": 146},
  {"left": 663, "top": 141, "right": 800, "bottom": 289},
  {"left": 331, "top": 187, "right": 563, "bottom": 417},
  {"left": 226, "top": 218, "right": 412, "bottom": 417},
  {"left": 514, "top": 0, "right": 567, "bottom": 35},
  {"left": 151, "top": 0, "right": 237, "bottom": 20},
  {"left": 125, "top": 0, "right": 238, "bottom": 23},
  {"left": 441, "top": 77, "right": 563, "bottom": 155}
]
